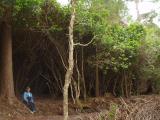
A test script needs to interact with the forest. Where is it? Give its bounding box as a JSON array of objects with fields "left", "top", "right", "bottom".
[{"left": 0, "top": 0, "right": 160, "bottom": 120}]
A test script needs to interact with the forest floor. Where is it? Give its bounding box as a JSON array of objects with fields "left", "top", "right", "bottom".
[{"left": 0, "top": 94, "right": 160, "bottom": 120}]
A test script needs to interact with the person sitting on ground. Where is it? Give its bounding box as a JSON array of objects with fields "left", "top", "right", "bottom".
[{"left": 22, "top": 86, "right": 36, "bottom": 113}]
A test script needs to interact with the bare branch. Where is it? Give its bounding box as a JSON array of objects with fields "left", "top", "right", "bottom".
[
  {"left": 45, "top": 30, "right": 68, "bottom": 70},
  {"left": 55, "top": 45, "right": 68, "bottom": 70},
  {"left": 74, "top": 35, "right": 97, "bottom": 46},
  {"left": 120, "top": 97, "right": 131, "bottom": 113}
]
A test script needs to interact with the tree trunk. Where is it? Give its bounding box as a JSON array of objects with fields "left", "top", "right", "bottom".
[
  {"left": 113, "top": 77, "right": 118, "bottom": 96},
  {"left": 95, "top": 45, "right": 99, "bottom": 97},
  {"left": 63, "top": 0, "right": 76, "bottom": 119},
  {"left": 128, "top": 72, "right": 132, "bottom": 97},
  {"left": 0, "top": 21, "right": 15, "bottom": 104},
  {"left": 135, "top": 0, "right": 141, "bottom": 21},
  {"left": 81, "top": 47, "right": 87, "bottom": 101},
  {"left": 124, "top": 71, "right": 128, "bottom": 98},
  {"left": 121, "top": 75, "right": 124, "bottom": 97}
]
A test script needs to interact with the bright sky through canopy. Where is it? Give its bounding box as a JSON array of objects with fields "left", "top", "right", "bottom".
[
  {"left": 57, "top": 0, "right": 160, "bottom": 26},
  {"left": 57, "top": 0, "right": 69, "bottom": 5},
  {"left": 126, "top": 1, "right": 160, "bottom": 26}
]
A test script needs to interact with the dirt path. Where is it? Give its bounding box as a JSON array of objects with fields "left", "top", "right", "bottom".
[
  {"left": 29, "top": 97, "right": 160, "bottom": 120},
  {"left": 9, "top": 110, "right": 108, "bottom": 120},
  {"left": 27, "top": 113, "right": 104, "bottom": 120}
]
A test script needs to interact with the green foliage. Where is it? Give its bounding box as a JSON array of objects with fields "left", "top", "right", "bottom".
[
  {"left": 105, "top": 0, "right": 128, "bottom": 23},
  {"left": 108, "top": 103, "right": 118, "bottom": 120},
  {"left": 12, "top": 0, "right": 70, "bottom": 30},
  {"left": 89, "top": 23, "right": 145, "bottom": 72},
  {"left": 1, "top": 0, "right": 160, "bottom": 96},
  {"left": 75, "top": 0, "right": 108, "bottom": 37},
  {"left": 0, "top": 0, "right": 15, "bottom": 18},
  {"left": 13, "top": 0, "right": 42, "bottom": 27},
  {"left": 0, "top": 0, "right": 15, "bottom": 6},
  {"left": 138, "top": 24, "right": 160, "bottom": 93},
  {"left": 74, "top": 0, "right": 145, "bottom": 74},
  {"left": 75, "top": 0, "right": 127, "bottom": 40},
  {"left": 98, "top": 112, "right": 106, "bottom": 120}
]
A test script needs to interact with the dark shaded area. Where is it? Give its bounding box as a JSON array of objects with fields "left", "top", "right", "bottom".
[
  {"left": 13, "top": 30, "right": 66, "bottom": 97},
  {"left": 9, "top": 29, "right": 154, "bottom": 98},
  {"left": 0, "top": 23, "right": 2, "bottom": 93}
]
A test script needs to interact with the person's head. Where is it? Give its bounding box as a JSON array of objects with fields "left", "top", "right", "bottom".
[{"left": 26, "top": 86, "right": 31, "bottom": 92}]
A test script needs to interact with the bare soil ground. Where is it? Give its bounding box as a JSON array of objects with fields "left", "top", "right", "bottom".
[{"left": 1, "top": 95, "right": 160, "bottom": 120}]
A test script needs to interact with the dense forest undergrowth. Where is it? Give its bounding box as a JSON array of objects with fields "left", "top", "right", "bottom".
[{"left": 1, "top": 0, "right": 160, "bottom": 120}]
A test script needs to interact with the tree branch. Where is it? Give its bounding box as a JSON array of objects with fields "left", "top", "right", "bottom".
[
  {"left": 74, "top": 35, "right": 97, "bottom": 46},
  {"left": 44, "top": 30, "right": 68, "bottom": 70}
]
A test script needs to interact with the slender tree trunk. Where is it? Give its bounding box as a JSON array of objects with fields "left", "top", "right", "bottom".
[
  {"left": 95, "top": 45, "right": 99, "bottom": 97},
  {"left": 81, "top": 47, "right": 86, "bottom": 101},
  {"left": 135, "top": 0, "right": 140, "bottom": 21},
  {"left": 63, "top": 0, "right": 76, "bottom": 120},
  {"left": 128, "top": 72, "right": 132, "bottom": 97},
  {"left": 121, "top": 75, "right": 124, "bottom": 97},
  {"left": 74, "top": 53, "right": 81, "bottom": 104},
  {"left": 113, "top": 77, "right": 118, "bottom": 96},
  {"left": 0, "top": 21, "right": 15, "bottom": 104},
  {"left": 124, "top": 71, "right": 128, "bottom": 98}
]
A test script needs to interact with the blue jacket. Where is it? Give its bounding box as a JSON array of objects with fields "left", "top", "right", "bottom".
[{"left": 23, "top": 92, "right": 34, "bottom": 103}]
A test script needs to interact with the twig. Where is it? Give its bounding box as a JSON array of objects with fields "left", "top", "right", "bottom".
[{"left": 120, "top": 97, "right": 131, "bottom": 113}]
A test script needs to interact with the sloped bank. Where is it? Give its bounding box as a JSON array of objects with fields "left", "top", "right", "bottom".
[{"left": 128, "top": 99, "right": 160, "bottom": 120}]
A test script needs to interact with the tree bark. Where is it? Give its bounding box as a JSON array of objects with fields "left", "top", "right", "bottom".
[
  {"left": 63, "top": 0, "right": 76, "bottom": 119},
  {"left": 113, "top": 77, "right": 118, "bottom": 96},
  {"left": 124, "top": 71, "right": 128, "bottom": 98},
  {"left": 121, "top": 75, "right": 124, "bottom": 97},
  {"left": 0, "top": 21, "right": 15, "bottom": 104},
  {"left": 95, "top": 45, "right": 99, "bottom": 97},
  {"left": 81, "top": 47, "right": 86, "bottom": 101}
]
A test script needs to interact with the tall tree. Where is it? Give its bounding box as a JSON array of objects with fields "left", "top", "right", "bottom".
[
  {"left": 63, "top": 0, "right": 76, "bottom": 119},
  {"left": 0, "top": 3, "right": 15, "bottom": 104}
]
